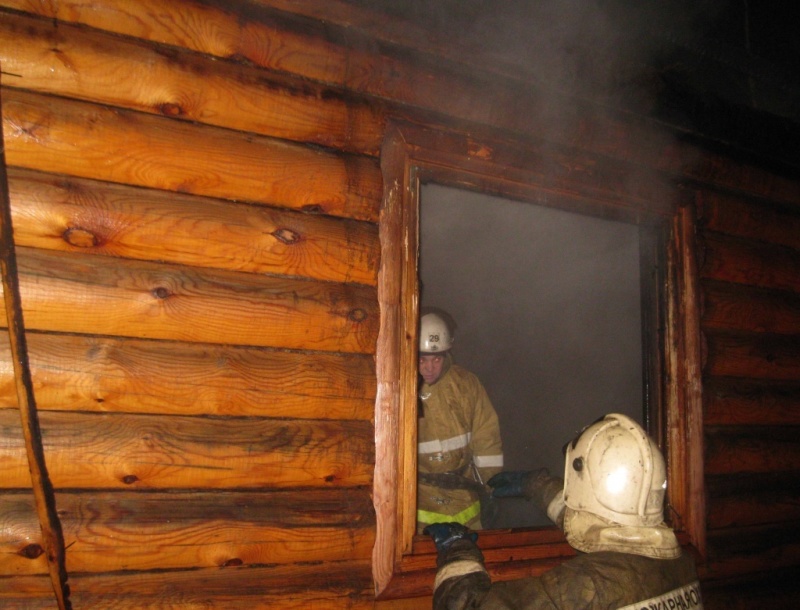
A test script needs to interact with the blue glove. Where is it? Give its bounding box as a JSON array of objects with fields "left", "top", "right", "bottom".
[{"left": 423, "top": 522, "right": 478, "bottom": 553}]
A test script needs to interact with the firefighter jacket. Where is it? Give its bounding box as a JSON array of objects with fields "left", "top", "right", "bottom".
[
  {"left": 417, "top": 354, "right": 504, "bottom": 532},
  {"left": 430, "top": 473, "right": 703, "bottom": 610}
]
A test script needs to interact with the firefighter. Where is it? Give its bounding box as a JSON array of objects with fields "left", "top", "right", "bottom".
[
  {"left": 424, "top": 413, "right": 703, "bottom": 609},
  {"left": 416, "top": 311, "right": 504, "bottom": 534}
]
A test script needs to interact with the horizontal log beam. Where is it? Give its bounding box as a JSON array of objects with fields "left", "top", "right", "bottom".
[
  {"left": 706, "top": 473, "right": 800, "bottom": 529},
  {"left": 7, "top": 168, "right": 378, "bottom": 286},
  {"left": 704, "top": 330, "right": 800, "bottom": 381},
  {"left": 0, "top": 409, "right": 374, "bottom": 489},
  {"left": 704, "top": 377, "right": 800, "bottom": 426},
  {"left": 0, "top": 247, "right": 378, "bottom": 354},
  {"left": 4, "top": 0, "right": 799, "bottom": 207},
  {"left": 0, "top": 332, "right": 375, "bottom": 420},
  {"left": 0, "top": 489, "right": 374, "bottom": 574},
  {"left": 704, "top": 426, "right": 800, "bottom": 475},
  {"left": 701, "top": 280, "right": 800, "bottom": 335},
  {"left": 2, "top": 88, "right": 382, "bottom": 222},
  {"left": 699, "top": 233, "right": 800, "bottom": 294},
  {"left": 697, "top": 191, "right": 800, "bottom": 251},
  {"left": 0, "top": 11, "right": 385, "bottom": 156}
]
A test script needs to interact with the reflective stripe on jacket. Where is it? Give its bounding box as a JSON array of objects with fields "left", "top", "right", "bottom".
[{"left": 417, "top": 357, "right": 503, "bottom": 531}]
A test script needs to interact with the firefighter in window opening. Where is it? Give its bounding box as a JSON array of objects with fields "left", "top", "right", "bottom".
[
  {"left": 416, "top": 311, "right": 504, "bottom": 534},
  {"left": 424, "top": 413, "right": 704, "bottom": 610}
]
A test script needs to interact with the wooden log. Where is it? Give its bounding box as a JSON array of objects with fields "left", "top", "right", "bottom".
[
  {"left": 699, "top": 233, "right": 800, "bottom": 293},
  {"left": 701, "top": 280, "right": 800, "bottom": 335},
  {"left": 3, "top": 1, "right": 800, "bottom": 208},
  {"left": 61, "top": 560, "right": 376, "bottom": 609},
  {"left": 0, "top": 11, "right": 385, "bottom": 156},
  {"left": 703, "top": 521, "right": 800, "bottom": 568},
  {"left": 697, "top": 191, "right": 800, "bottom": 251},
  {"left": 0, "top": 492, "right": 47, "bottom": 575},
  {"left": 7, "top": 167, "right": 379, "bottom": 286},
  {"left": 0, "top": 332, "right": 375, "bottom": 420},
  {"left": 704, "top": 330, "right": 800, "bottom": 381},
  {"left": 701, "top": 568, "right": 800, "bottom": 610},
  {"left": 1, "top": 88, "right": 382, "bottom": 222},
  {"left": 704, "top": 377, "right": 800, "bottom": 426},
  {"left": 0, "top": 489, "right": 374, "bottom": 575},
  {"left": 704, "top": 426, "right": 800, "bottom": 475},
  {"left": 706, "top": 473, "right": 800, "bottom": 529},
  {"left": 0, "top": 247, "right": 378, "bottom": 354},
  {"left": 0, "top": 574, "right": 54, "bottom": 604},
  {"left": 0, "top": 410, "right": 374, "bottom": 489}
]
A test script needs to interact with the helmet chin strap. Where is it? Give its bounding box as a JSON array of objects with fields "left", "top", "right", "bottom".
[{"left": 563, "top": 508, "right": 681, "bottom": 559}]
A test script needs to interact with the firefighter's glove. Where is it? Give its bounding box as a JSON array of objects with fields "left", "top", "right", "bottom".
[
  {"left": 423, "top": 522, "right": 478, "bottom": 554},
  {"left": 488, "top": 469, "right": 550, "bottom": 498}
]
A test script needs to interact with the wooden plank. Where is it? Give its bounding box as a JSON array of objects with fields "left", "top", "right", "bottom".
[
  {"left": 0, "top": 11, "right": 385, "bottom": 156},
  {"left": 706, "top": 473, "right": 800, "bottom": 529},
  {"left": 696, "top": 190, "right": 800, "bottom": 251},
  {"left": 4, "top": 0, "right": 800, "bottom": 210},
  {"left": 704, "top": 426, "right": 800, "bottom": 476},
  {"left": 7, "top": 167, "right": 379, "bottom": 286},
  {"left": 699, "top": 233, "right": 800, "bottom": 293},
  {"left": 62, "top": 560, "right": 376, "bottom": 609},
  {"left": 701, "top": 568, "right": 800, "bottom": 610},
  {"left": 701, "top": 280, "right": 800, "bottom": 335},
  {"left": 703, "top": 522, "right": 800, "bottom": 568},
  {"left": 0, "top": 491, "right": 47, "bottom": 575},
  {"left": 0, "top": 574, "right": 54, "bottom": 604},
  {"left": 0, "top": 332, "right": 375, "bottom": 420},
  {"left": 0, "top": 247, "right": 378, "bottom": 354},
  {"left": 0, "top": 410, "right": 374, "bottom": 489},
  {"left": 1, "top": 88, "right": 382, "bottom": 222},
  {"left": 704, "top": 377, "right": 800, "bottom": 426},
  {"left": 704, "top": 330, "right": 800, "bottom": 382},
  {"left": 0, "top": 490, "right": 374, "bottom": 574}
]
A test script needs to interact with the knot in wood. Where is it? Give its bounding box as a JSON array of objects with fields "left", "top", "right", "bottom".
[
  {"left": 348, "top": 308, "right": 367, "bottom": 323},
  {"left": 222, "top": 558, "right": 244, "bottom": 567},
  {"left": 301, "top": 204, "right": 325, "bottom": 214},
  {"left": 19, "top": 543, "right": 44, "bottom": 559},
  {"left": 152, "top": 287, "right": 171, "bottom": 300},
  {"left": 122, "top": 474, "right": 139, "bottom": 485},
  {"left": 271, "top": 228, "right": 301, "bottom": 245},
  {"left": 63, "top": 227, "right": 98, "bottom": 248},
  {"left": 158, "top": 102, "right": 184, "bottom": 117}
]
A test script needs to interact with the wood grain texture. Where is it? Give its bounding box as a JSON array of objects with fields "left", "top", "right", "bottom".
[
  {"left": 0, "top": 247, "right": 378, "bottom": 354},
  {"left": 703, "top": 330, "right": 800, "bottom": 381},
  {"left": 696, "top": 190, "right": 800, "bottom": 251},
  {"left": 704, "top": 377, "right": 800, "bottom": 426},
  {"left": 0, "top": 10, "right": 385, "bottom": 155},
  {"left": 0, "top": 490, "right": 374, "bottom": 574},
  {"left": 7, "top": 168, "right": 379, "bottom": 286},
  {"left": 699, "top": 233, "right": 800, "bottom": 293},
  {"left": 0, "top": 410, "right": 374, "bottom": 489},
  {"left": 706, "top": 473, "right": 800, "bottom": 529},
  {"left": 701, "top": 280, "right": 800, "bottom": 335},
  {"left": 2, "top": 88, "right": 382, "bottom": 222},
  {"left": 704, "top": 426, "right": 800, "bottom": 475},
  {"left": 63, "top": 560, "right": 376, "bottom": 609},
  {"left": 0, "top": 332, "right": 376, "bottom": 420}
]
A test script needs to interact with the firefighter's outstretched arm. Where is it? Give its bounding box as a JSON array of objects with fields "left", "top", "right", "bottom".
[{"left": 488, "top": 469, "right": 566, "bottom": 529}]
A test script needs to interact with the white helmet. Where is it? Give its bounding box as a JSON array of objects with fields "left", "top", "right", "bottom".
[
  {"left": 419, "top": 313, "right": 453, "bottom": 354},
  {"left": 563, "top": 413, "right": 666, "bottom": 528}
]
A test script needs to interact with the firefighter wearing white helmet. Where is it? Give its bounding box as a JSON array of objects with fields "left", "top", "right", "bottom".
[
  {"left": 416, "top": 312, "right": 504, "bottom": 534},
  {"left": 422, "top": 413, "right": 703, "bottom": 610}
]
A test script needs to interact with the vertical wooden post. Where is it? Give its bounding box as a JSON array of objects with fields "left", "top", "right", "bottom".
[{"left": 0, "top": 70, "right": 72, "bottom": 609}]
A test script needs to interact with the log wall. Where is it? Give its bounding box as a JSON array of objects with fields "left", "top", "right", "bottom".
[{"left": 0, "top": 0, "right": 798, "bottom": 607}]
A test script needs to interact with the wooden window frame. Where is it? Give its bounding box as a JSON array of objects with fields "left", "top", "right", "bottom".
[{"left": 373, "top": 120, "right": 705, "bottom": 599}]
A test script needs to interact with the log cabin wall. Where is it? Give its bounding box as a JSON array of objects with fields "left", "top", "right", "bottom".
[{"left": 0, "top": 0, "right": 797, "bottom": 608}]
